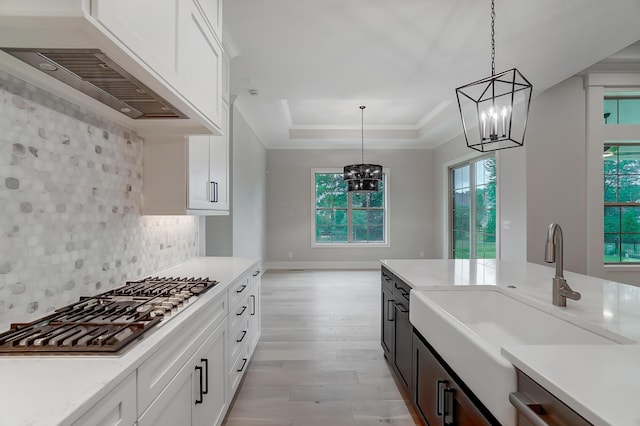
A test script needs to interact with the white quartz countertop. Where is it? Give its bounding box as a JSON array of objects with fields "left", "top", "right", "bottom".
[
  {"left": 382, "top": 259, "right": 640, "bottom": 426},
  {"left": 0, "top": 256, "right": 259, "bottom": 426}
]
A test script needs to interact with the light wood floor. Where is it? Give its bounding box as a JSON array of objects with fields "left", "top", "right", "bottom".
[{"left": 223, "top": 269, "right": 419, "bottom": 426}]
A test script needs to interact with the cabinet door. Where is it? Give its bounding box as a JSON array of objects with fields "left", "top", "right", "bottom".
[
  {"left": 92, "top": 0, "right": 179, "bottom": 84},
  {"left": 72, "top": 372, "right": 136, "bottom": 426},
  {"left": 394, "top": 300, "right": 412, "bottom": 391},
  {"left": 209, "top": 102, "right": 229, "bottom": 210},
  {"left": 138, "top": 363, "right": 194, "bottom": 426},
  {"left": 193, "top": 320, "right": 228, "bottom": 426},
  {"left": 381, "top": 282, "right": 395, "bottom": 357},
  {"left": 177, "top": 0, "right": 222, "bottom": 127},
  {"left": 188, "top": 135, "right": 212, "bottom": 209},
  {"left": 413, "top": 334, "right": 493, "bottom": 426}
]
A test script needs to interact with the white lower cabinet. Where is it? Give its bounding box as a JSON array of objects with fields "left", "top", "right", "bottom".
[
  {"left": 139, "top": 317, "right": 228, "bottom": 426},
  {"left": 72, "top": 371, "right": 136, "bottom": 426},
  {"left": 71, "top": 261, "right": 261, "bottom": 426}
]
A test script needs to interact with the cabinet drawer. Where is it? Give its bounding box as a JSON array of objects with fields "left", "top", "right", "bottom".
[
  {"left": 229, "top": 291, "right": 251, "bottom": 331},
  {"left": 228, "top": 273, "right": 251, "bottom": 309},
  {"left": 137, "top": 295, "right": 226, "bottom": 416},
  {"left": 228, "top": 343, "right": 251, "bottom": 397},
  {"left": 229, "top": 315, "right": 250, "bottom": 363},
  {"left": 73, "top": 371, "right": 136, "bottom": 426}
]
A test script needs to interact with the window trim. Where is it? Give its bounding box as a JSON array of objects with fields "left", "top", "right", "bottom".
[
  {"left": 310, "top": 167, "right": 390, "bottom": 248},
  {"left": 603, "top": 142, "right": 640, "bottom": 265},
  {"left": 448, "top": 155, "right": 497, "bottom": 259}
]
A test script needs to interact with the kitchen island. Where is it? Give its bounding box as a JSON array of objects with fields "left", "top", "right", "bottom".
[
  {"left": 0, "top": 256, "right": 261, "bottom": 426},
  {"left": 381, "top": 259, "right": 640, "bottom": 426}
]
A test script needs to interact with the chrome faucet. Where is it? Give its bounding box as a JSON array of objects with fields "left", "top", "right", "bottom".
[{"left": 544, "top": 223, "right": 581, "bottom": 307}]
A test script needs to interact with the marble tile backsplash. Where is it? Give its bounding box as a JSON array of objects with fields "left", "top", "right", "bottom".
[{"left": 0, "top": 70, "right": 198, "bottom": 330}]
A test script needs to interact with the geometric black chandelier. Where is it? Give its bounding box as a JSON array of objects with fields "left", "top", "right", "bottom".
[
  {"left": 455, "top": 0, "right": 533, "bottom": 152},
  {"left": 343, "top": 106, "right": 383, "bottom": 192}
]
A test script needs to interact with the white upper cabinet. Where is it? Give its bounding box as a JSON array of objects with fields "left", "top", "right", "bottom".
[
  {"left": 91, "top": 0, "right": 179, "bottom": 85},
  {"left": 187, "top": 102, "right": 229, "bottom": 211},
  {"left": 177, "top": 0, "right": 223, "bottom": 131},
  {"left": 0, "top": 0, "right": 224, "bottom": 135},
  {"left": 143, "top": 102, "right": 229, "bottom": 215}
]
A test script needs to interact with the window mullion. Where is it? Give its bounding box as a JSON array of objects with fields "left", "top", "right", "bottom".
[
  {"left": 469, "top": 161, "right": 477, "bottom": 259},
  {"left": 347, "top": 192, "right": 353, "bottom": 243}
]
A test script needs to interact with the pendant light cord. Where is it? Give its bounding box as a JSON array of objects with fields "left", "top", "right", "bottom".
[
  {"left": 360, "top": 105, "right": 365, "bottom": 164},
  {"left": 490, "top": 0, "right": 495, "bottom": 76}
]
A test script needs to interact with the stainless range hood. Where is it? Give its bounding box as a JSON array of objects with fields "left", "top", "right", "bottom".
[{"left": 1, "top": 48, "right": 187, "bottom": 120}]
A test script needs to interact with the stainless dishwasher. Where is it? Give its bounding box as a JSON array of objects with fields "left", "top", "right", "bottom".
[{"left": 510, "top": 370, "right": 592, "bottom": 426}]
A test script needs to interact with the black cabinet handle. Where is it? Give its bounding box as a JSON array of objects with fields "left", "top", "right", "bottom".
[
  {"left": 394, "top": 302, "right": 408, "bottom": 313},
  {"left": 237, "top": 330, "right": 247, "bottom": 342},
  {"left": 236, "top": 284, "right": 247, "bottom": 293},
  {"left": 209, "top": 181, "right": 215, "bottom": 203},
  {"left": 237, "top": 357, "right": 248, "bottom": 372},
  {"left": 214, "top": 181, "right": 219, "bottom": 203},
  {"left": 387, "top": 300, "right": 395, "bottom": 321},
  {"left": 252, "top": 270, "right": 260, "bottom": 277},
  {"left": 382, "top": 273, "right": 391, "bottom": 282},
  {"left": 250, "top": 294, "right": 256, "bottom": 315},
  {"left": 436, "top": 379, "right": 447, "bottom": 415},
  {"left": 443, "top": 387, "right": 455, "bottom": 426},
  {"left": 201, "top": 358, "right": 209, "bottom": 395},
  {"left": 236, "top": 305, "right": 247, "bottom": 316},
  {"left": 195, "top": 365, "right": 204, "bottom": 404}
]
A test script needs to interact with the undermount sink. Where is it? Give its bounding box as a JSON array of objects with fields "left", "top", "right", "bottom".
[{"left": 410, "top": 287, "right": 621, "bottom": 426}]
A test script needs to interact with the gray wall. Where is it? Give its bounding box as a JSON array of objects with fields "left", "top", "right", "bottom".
[
  {"left": 265, "top": 148, "right": 434, "bottom": 267},
  {"left": 206, "top": 101, "right": 266, "bottom": 261},
  {"left": 525, "top": 76, "right": 587, "bottom": 274}
]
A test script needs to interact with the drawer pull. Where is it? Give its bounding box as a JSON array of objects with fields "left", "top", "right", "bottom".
[
  {"left": 436, "top": 379, "right": 447, "bottom": 415},
  {"left": 250, "top": 295, "right": 256, "bottom": 315},
  {"left": 237, "top": 357, "right": 248, "bottom": 372},
  {"left": 236, "top": 284, "right": 247, "bottom": 294},
  {"left": 201, "top": 358, "right": 209, "bottom": 395},
  {"left": 443, "top": 387, "right": 455, "bottom": 425},
  {"left": 394, "top": 301, "right": 408, "bottom": 313},
  {"left": 509, "top": 392, "right": 550, "bottom": 426},
  {"left": 236, "top": 306, "right": 247, "bottom": 316},
  {"left": 387, "top": 300, "right": 394, "bottom": 321},
  {"left": 252, "top": 270, "right": 260, "bottom": 277},
  {"left": 195, "top": 365, "right": 204, "bottom": 405}
]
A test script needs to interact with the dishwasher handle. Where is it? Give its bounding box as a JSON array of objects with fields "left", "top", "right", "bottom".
[{"left": 509, "top": 392, "right": 550, "bottom": 426}]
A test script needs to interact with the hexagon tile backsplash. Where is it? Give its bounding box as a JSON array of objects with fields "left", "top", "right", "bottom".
[{"left": 0, "top": 70, "right": 199, "bottom": 330}]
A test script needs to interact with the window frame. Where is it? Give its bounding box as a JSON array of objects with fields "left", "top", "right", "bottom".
[
  {"left": 448, "top": 155, "right": 497, "bottom": 259},
  {"left": 311, "top": 168, "right": 390, "bottom": 248},
  {"left": 603, "top": 142, "right": 640, "bottom": 264}
]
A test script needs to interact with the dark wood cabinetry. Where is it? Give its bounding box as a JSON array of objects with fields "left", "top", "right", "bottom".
[
  {"left": 381, "top": 267, "right": 412, "bottom": 393},
  {"left": 381, "top": 266, "right": 497, "bottom": 426},
  {"left": 413, "top": 332, "right": 498, "bottom": 426}
]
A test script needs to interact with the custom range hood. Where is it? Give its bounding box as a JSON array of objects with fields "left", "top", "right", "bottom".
[{"left": 1, "top": 48, "right": 187, "bottom": 120}]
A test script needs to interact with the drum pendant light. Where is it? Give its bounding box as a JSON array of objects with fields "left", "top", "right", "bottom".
[
  {"left": 455, "top": 0, "right": 533, "bottom": 152},
  {"left": 343, "top": 106, "right": 383, "bottom": 192}
]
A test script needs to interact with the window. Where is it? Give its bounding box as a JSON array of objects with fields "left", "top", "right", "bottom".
[
  {"left": 604, "top": 144, "right": 640, "bottom": 263},
  {"left": 313, "top": 170, "right": 387, "bottom": 245},
  {"left": 450, "top": 157, "right": 496, "bottom": 259},
  {"left": 604, "top": 94, "right": 640, "bottom": 125}
]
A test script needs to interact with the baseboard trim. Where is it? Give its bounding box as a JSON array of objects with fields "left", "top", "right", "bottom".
[{"left": 264, "top": 261, "right": 380, "bottom": 270}]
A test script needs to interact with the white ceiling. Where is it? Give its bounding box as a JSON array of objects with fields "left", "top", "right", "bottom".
[{"left": 223, "top": 0, "right": 640, "bottom": 149}]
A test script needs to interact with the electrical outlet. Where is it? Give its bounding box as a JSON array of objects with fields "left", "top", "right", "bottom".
[
  {"left": 288, "top": 251, "right": 293, "bottom": 259},
  {"left": 503, "top": 220, "right": 512, "bottom": 230}
]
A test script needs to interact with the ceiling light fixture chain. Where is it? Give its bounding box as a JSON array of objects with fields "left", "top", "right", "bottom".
[
  {"left": 360, "top": 105, "right": 365, "bottom": 165},
  {"left": 490, "top": 0, "right": 495, "bottom": 76}
]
